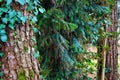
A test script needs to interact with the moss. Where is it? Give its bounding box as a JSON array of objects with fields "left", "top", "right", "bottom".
[
  {"left": 13, "top": 31, "right": 17, "bottom": 37},
  {"left": 30, "top": 70, "right": 35, "bottom": 78},
  {"left": 34, "top": 45, "right": 38, "bottom": 49},
  {"left": 38, "top": 55, "right": 43, "bottom": 63},
  {"left": 24, "top": 46, "right": 29, "bottom": 52},
  {"left": 41, "top": 69, "right": 50, "bottom": 77},
  {"left": 17, "top": 70, "right": 27, "bottom": 80}
]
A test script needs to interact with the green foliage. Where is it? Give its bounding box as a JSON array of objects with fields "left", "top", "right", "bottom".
[
  {"left": 70, "top": 38, "right": 83, "bottom": 54},
  {"left": 37, "top": 0, "right": 114, "bottom": 79},
  {"left": 0, "top": 34, "right": 7, "bottom": 42},
  {"left": 33, "top": 28, "right": 39, "bottom": 33},
  {"left": 0, "top": 0, "right": 42, "bottom": 42},
  {"left": 41, "top": 68, "right": 50, "bottom": 78},
  {"left": 6, "top": 0, "right": 12, "bottom": 5},
  {"left": 0, "top": 2, "right": 26, "bottom": 42},
  {"left": 0, "top": 72, "right": 3, "bottom": 78},
  {"left": 68, "top": 23, "right": 78, "bottom": 32},
  {"left": 39, "top": 7, "right": 46, "bottom": 13},
  {"left": 0, "top": 51, "right": 3, "bottom": 80},
  {"left": 0, "top": 0, "right": 115, "bottom": 80},
  {"left": 0, "top": 0, "right": 42, "bottom": 80},
  {"left": 34, "top": 51, "right": 39, "bottom": 58},
  {"left": 24, "top": 46, "right": 29, "bottom": 52},
  {"left": 29, "top": 70, "right": 35, "bottom": 78},
  {"left": 32, "top": 16, "right": 37, "bottom": 23},
  {"left": 17, "top": 70, "right": 27, "bottom": 80},
  {"left": 17, "top": 0, "right": 25, "bottom": 5},
  {"left": 20, "top": 16, "right": 26, "bottom": 23},
  {"left": 38, "top": 8, "right": 78, "bottom": 32}
]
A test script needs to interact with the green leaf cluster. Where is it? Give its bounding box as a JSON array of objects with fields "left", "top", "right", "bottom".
[
  {"left": 0, "top": 2, "right": 27, "bottom": 42},
  {"left": 0, "top": 1, "right": 43, "bottom": 80},
  {"left": 0, "top": 0, "right": 42, "bottom": 42},
  {"left": 37, "top": 0, "right": 114, "bottom": 79}
]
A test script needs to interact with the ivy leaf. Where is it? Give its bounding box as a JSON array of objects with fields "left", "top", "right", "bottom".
[
  {"left": 32, "top": 37, "right": 37, "bottom": 43},
  {"left": 0, "top": 24, "right": 5, "bottom": 29},
  {"left": 33, "top": 28, "right": 39, "bottom": 33},
  {"left": 0, "top": 72, "right": 3, "bottom": 77},
  {"left": 17, "top": 11, "right": 22, "bottom": 18},
  {"left": 9, "top": 10, "right": 16, "bottom": 18},
  {"left": 2, "top": 18, "right": 8, "bottom": 24},
  {"left": 0, "top": 29, "right": 6, "bottom": 34},
  {"left": 34, "top": 11, "right": 38, "bottom": 15},
  {"left": 0, "top": 7, "right": 9, "bottom": 12},
  {"left": 39, "top": 8, "right": 45, "bottom": 13},
  {"left": 1, "top": 34, "right": 7, "bottom": 42},
  {"left": 9, "top": 24, "right": 15, "bottom": 30},
  {"left": 68, "top": 23, "right": 78, "bottom": 32},
  {"left": 0, "top": 52, "right": 3, "bottom": 57},
  {"left": 10, "top": 18, "right": 15, "bottom": 25},
  {"left": 32, "top": 16, "right": 37, "bottom": 23},
  {"left": 34, "top": 51, "right": 39, "bottom": 58},
  {"left": 6, "top": 0, "right": 12, "bottom": 5},
  {"left": 25, "top": 0, "right": 30, "bottom": 3},
  {"left": 17, "top": 0, "right": 25, "bottom": 5},
  {"left": 20, "top": 16, "right": 26, "bottom": 23}
]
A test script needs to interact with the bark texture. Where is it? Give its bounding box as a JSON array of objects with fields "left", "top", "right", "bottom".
[
  {"left": 105, "top": 0, "right": 119, "bottom": 80},
  {"left": 1, "top": 4, "right": 40, "bottom": 80},
  {"left": 97, "top": 0, "right": 118, "bottom": 80}
]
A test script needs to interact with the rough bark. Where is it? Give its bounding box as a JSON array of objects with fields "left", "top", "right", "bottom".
[
  {"left": 97, "top": 0, "right": 118, "bottom": 80},
  {"left": 105, "top": 0, "right": 119, "bottom": 80},
  {"left": 1, "top": 4, "right": 40, "bottom": 80}
]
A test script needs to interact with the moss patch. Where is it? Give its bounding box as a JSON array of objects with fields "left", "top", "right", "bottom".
[
  {"left": 30, "top": 70, "right": 35, "bottom": 78},
  {"left": 17, "top": 70, "right": 27, "bottom": 80}
]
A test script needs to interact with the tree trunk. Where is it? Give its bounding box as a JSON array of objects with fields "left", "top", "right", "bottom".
[
  {"left": 105, "top": 0, "right": 118, "bottom": 80},
  {"left": 1, "top": 4, "right": 40, "bottom": 80},
  {"left": 97, "top": 0, "right": 118, "bottom": 80}
]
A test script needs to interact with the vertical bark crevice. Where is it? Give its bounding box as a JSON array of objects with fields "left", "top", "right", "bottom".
[{"left": 105, "top": 0, "right": 119, "bottom": 80}]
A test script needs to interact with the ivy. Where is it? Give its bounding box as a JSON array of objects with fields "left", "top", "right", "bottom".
[
  {"left": 0, "top": 52, "right": 3, "bottom": 57},
  {"left": 34, "top": 51, "right": 39, "bottom": 58},
  {"left": 20, "top": 16, "right": 26, "bottom": 23},
  {"left": 32, "top": 16, "right": 38, "bottom": 23},
  {"left": 17, "top": 0, "right": 25, "bottom": 5},
  {"left": 6, "top": 0, "right": 12, "bottom": 5},
  {"left": 0, "top": 0, "right": 115, "bottom": 79},
  {"left": 39, "top": 7, "right": 46, "bottom": 13},
  {"left": 0, "top": 34, "right": 7, "bottom": 42},
  {"left": 68, "top": 23, "right": 78, "bottom": 32},
  {"left": 37, "top": 0, "right": 114, "bottom": 79},
  {"left": 0, "top": 0, "right": 43, "bottom": 79},
  {"left": 0, "top": 0, "right": 43, "bottom": 42},
  {"left": 33, "top": 28, "right": 39, "bottom": 33}
]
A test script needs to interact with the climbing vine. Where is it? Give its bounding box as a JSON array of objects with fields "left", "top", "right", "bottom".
[
  {"left": 0, "top": 0, "right": 44, "bottom": 79},
  {"left": 37, "top": 0, "right": 114, "bottom": 79},
  {"left": 0, "top": 0, "right": 116, "bottom": 79}
]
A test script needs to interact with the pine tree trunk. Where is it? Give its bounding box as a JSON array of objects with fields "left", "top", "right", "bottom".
[
  {"left": 105, "top": 0, "right": 118, "bottom": 80},
  {"left": 1, "top": 4, "right": 40, "bottom": 80}
]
